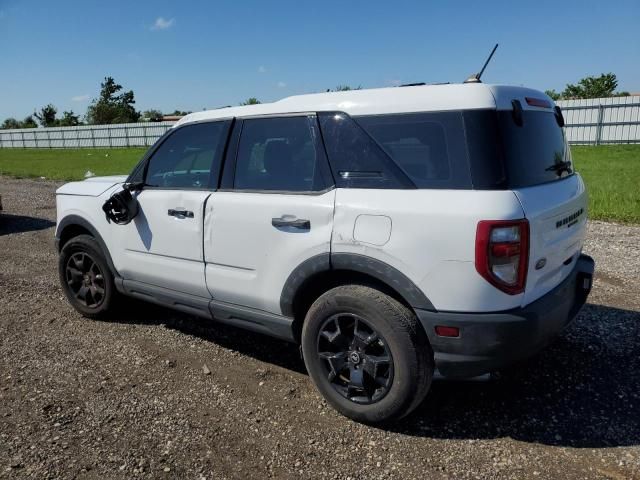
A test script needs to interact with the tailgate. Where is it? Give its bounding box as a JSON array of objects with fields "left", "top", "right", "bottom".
[{"left": 514, "top": 174, "right": 588, "bottom": 306}]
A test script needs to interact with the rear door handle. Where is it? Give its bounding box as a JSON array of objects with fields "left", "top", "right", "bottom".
[
  {"left": 168, "top": 209, "right": 194, "bottom": 218},
  {"left": 272, "top": 216, "right": 310, "bottom": 229}
]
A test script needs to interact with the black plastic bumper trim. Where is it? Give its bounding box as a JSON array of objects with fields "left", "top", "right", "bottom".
[{"left": 417, "top": 254, "right": 595, "bottom": 378}]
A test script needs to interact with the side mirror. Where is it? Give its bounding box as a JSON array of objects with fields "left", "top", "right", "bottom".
[{"left": 102, "top": 188, "right": 139, "bottom": 225}]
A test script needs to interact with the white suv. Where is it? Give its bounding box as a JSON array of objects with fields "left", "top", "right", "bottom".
[{"left": 56, "top": 83, "right": 594, "bottom": 423}]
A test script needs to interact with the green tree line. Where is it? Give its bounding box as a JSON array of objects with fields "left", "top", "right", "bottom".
[
  {"left": 545, "top": 73, "right": 629, "bottom": 100},
  {"left": 1, "top": 77, "right": 193, "bottom": 130},
  {"left": 2, "top": 73, "right": 631, "bottom": 130}
]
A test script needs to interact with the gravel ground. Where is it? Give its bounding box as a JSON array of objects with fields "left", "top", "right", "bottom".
[{"left": 1, "top": 176, "right": 639, "bottom": 480}]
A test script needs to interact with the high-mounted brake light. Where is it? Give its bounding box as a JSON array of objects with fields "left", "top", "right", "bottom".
[
  {"left": 525, "top": 97, "right": 552, "bottom": 108},
  {"left": 475, "top": 220, "right": 529, "bottom": 295}
]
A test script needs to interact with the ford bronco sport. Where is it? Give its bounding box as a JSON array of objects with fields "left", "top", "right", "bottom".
[{"left": 56, "top": 83, "right": 594, "bottom": 422}]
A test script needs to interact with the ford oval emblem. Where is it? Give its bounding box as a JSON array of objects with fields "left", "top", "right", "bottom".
[{"left": 535, "top": 258, "right": 547, "bottom": 270}]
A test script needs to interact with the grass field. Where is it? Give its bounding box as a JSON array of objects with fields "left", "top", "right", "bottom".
[
  {"left": 0, "top": 145, "right": 639, "bottom": 223},
  {"left": 571, "top": 145, "right": 640, "bottom": 224},
  {"left": 0, "top": 148, "right": 146, "bottom": 181}
]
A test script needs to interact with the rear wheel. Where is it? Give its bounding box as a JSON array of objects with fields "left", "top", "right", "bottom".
[
  {"left": 58, "top": 234, "right": 115, "bottom": 318},
  {"left": 302, "top": 285, "right": 433, "bottom": 423}
]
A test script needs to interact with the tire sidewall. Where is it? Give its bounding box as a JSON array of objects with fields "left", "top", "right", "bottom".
[
  {"left": 58, "top": 235, "right": 114, "bottom": 318},
  {"left": 302, "top": 286, "right": 431, "bottom": 423}
]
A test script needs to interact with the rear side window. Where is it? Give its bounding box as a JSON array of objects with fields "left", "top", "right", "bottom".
[
  {"left": 497, "top": 110, "right": 572, "bottom": 188},
  {"left": 144, "top": 121, "right": 229, "bottom": 189},
  {"left": 234, "top": 116, "right": 327, "bottom": 192},
  {"left": 318, "top": 112, "right": 414, "bottom": 189},
  {"left": 357, "top": 112, "right": 471, "bottom": 189}
]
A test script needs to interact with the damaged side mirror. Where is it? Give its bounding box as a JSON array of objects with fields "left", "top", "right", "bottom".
[{"left": 102, "top": 184, "right": 141, "bottom": 225}]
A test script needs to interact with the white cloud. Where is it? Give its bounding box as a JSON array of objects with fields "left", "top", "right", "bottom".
[
  {"left": 277, "top": 81, "right": 287, "bottom": 88},
  {"left": 151, "top": 17, "right": 175, "bottom": 30},
  {"left": 71, "top": 94, "right": 90, "bottom": 102},
  {"left": 258, "top": 66, "right": 267, "bottom": 73}
]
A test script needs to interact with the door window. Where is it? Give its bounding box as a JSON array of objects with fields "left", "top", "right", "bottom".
[
  {"left": 233, "top": 116, "right": 326, "bottom": 192},
  {"left": 145, "top": 121, "right": 229, "bottom": 189}
]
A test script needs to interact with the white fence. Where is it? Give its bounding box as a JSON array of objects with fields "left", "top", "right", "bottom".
[
  {"left": 0, "top": 121, "right": 176, "bottom": 148},
  {"left": 1, "top": 96, "right": 640, "bottom": 148},
  {"left": 557, "top": 95, "right": 640, "bottom": 145}
]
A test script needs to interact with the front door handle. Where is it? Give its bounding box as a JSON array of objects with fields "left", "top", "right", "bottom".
[
  {"left": 272, "top": 216, "right": 310, "bottom": 229},
  {"left": 168, "top": 209, "right": 194, "bottom": 218}
]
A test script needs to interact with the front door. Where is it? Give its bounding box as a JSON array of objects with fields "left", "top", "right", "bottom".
[
  {"left": 204, "top": 115, "right": 335, "bottom": 315},
  {"left": 117, "top": 120, "right": 231, "bottom": 297}
]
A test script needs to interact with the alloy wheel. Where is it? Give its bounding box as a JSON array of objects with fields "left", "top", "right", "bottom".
[
  {"left": 316, "top": 313, "right": 394, "bottom": 404},
  {"left": 65, "top": 252, "right": 105, "bottom": 309}
]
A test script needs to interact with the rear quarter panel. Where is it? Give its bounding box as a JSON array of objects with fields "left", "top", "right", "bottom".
[{"left": 332, "top": 189, "right": 526, "bottom": 312}]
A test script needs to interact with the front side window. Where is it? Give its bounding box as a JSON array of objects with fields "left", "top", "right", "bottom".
[
  {"left": 234, "top": 116, "right": 325, "bottom": 192},
  {"left": 144, "top": 121, "right": 229, "bottom": 189}
]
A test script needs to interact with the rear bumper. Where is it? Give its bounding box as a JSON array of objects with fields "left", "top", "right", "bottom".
[{"left": 417, "top": 254, "right": 595, "bottom": 378}]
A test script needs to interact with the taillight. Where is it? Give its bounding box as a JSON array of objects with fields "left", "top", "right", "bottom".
[{"left": 475, "top": 219, "right": 529, "bottom": 295}]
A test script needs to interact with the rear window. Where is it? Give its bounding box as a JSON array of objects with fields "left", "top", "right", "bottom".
[{"left": 497, "top": 110, "right": 572, "bottom": 188}]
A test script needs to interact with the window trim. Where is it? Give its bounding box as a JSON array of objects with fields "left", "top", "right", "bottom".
[
  {"left": 219, "top": 114, "right": 335, "bottom": 195},
  {"left": 128, "top": 118, "right": 233, "bottom": 192}
]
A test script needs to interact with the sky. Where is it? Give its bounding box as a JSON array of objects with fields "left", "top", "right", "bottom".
[{"left": 1, "top": 0, "right": 639, "bottom": 120}]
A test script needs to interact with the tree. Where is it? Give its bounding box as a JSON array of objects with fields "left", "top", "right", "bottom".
[
  {"left": 330, "top": 85, "right": 362, "bottom": 92},
  {"left": 21, "top": 116, "right": 38, "bottom": 129},
  {"left": 240, "top": 97, "right": 261, "bottom": 105},
  {"left": 1, "top": 114, "right": 52, "bottom": 129},
  {"left": 1, "top": 118, "right": 21, "bottom": 129},
  {"left": 171, "top": 109, "right": 191, "bottom": 116},
  {"left": 545, "top": 89, "right": 561, "bottom": 101},
  {"left": 58, "top": 111, "right": 81, "bottom": 127},
  {"left": 86, "top": 76, "right": 141, "bottom": 124},
  {"left": 561, "top": 73, "right": 625, "bottom": 99},
  {"left": 34, "top": 104, "right": 58, "bottom": 127},
  {"left": 142, "top": 109, "right": 164, "bottom": 122}
]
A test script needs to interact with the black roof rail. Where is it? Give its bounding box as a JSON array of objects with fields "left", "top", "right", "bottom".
[{"left": 398, "top": 82, "right": 451, "bottom": 87}]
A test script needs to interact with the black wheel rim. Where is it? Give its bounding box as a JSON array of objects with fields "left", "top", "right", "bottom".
[
  {"left": 65, "top": 252, "right": 105, "bottom": 309},
  {"left": 317, "top": 313, "right": 394, "bottom": 405}
]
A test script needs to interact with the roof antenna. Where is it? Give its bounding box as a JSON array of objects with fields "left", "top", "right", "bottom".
[{"left": 464, "top": 43, "right": 498, "bottom": 84}]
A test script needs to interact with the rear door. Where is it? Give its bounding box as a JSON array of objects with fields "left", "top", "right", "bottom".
[
  {"left": 497, "top": 103, "right": 588, "bottom": 306},
  {"left": 203, "top": 115, "right": 335, "bottom": 315},
  {"left": 117, "top": 120, "right": 230, "bottom": 297}
]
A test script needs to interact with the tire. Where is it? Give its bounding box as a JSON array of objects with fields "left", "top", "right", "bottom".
[
  {"left": 58, "top": 234, "right": 116, "bottom": 319},
  {"left": 301, "top": 285, "right": 434, "bottom": 423}
]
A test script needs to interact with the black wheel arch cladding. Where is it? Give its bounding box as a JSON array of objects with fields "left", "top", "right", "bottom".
[
  {"left": 56, "top": 215, "right": 118, "bottom": 276},
  {"left": 280, "top": 252, "right": 435, "bottom": 319}
]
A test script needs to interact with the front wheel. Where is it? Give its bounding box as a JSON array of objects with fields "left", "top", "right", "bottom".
[
  {"left": 58, "top": 234, "right": 116, "bottom": 319},
  {"left": 301, "top": 285, "right": 434, "bottom": 423}
]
